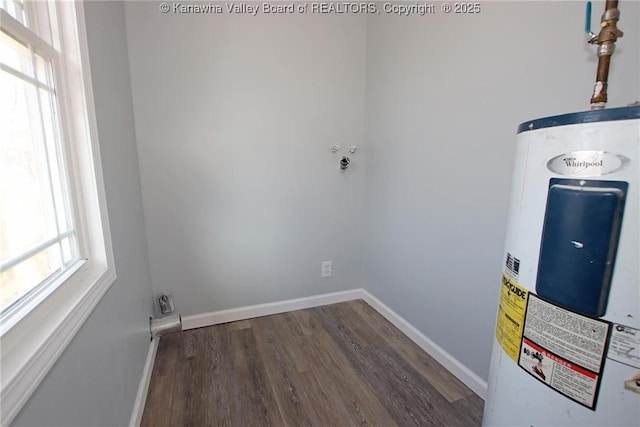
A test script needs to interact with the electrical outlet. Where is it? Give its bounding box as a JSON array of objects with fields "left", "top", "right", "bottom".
[{"left": 321, "top": 261, "right": 332, "bottom": 278}]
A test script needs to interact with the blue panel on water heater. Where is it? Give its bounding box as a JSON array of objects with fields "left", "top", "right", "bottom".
[{"left": 535, "top": 179, "right": 627, "bottom": 318}]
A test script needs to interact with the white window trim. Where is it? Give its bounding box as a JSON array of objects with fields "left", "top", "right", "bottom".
[{"left": 0, "top": 2, "right": 116, "bottom": 425}]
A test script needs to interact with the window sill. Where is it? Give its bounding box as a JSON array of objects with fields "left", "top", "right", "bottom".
[{"left": 0, "top": 262, "right": 116, "bottom": 425}]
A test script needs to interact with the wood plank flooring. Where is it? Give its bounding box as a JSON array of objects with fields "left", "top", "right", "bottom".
[{"left": 141, "top": 300, "right": 484, "bottom": 426}]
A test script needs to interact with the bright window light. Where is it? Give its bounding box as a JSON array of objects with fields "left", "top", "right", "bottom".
[{"left": 1, "top": 28, "right": 79, "bottom": 314}]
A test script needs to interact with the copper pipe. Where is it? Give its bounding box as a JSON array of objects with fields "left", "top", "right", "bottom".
[
  {"left": 590, "top": 0, "right": 624, "bottom": 109},
  {"left": 595, "top": 55, "right": 611, "bottom": 85}
]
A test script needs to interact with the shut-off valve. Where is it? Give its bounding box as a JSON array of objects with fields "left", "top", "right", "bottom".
[{"left": 585, "top": 1, "right": 624, "bottom": 109}]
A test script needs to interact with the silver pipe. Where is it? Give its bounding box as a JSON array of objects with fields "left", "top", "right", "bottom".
[{"left": 149, "top": 314, "right": 182, "bottom": 337}]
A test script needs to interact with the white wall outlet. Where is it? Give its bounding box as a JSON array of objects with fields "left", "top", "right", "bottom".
[{"left": 321, "top": 261, "right": 332, "bottom": 278}]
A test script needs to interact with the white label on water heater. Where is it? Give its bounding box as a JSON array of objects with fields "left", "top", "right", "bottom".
[
  {"left": 518, "top": 294, "right": 611, "bottom": 410},
  {"left": 547, "top": 151, "right": 629, "bottom": 177},
  {"left": 609, "top": 324, "right": 640, "bottom": 369}
]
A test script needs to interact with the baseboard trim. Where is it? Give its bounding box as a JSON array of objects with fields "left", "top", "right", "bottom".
[
  {"left": 181, "top": 289, "right": 363, "bottom": 330},
  {"left": 360, "top": 289, "right": 488, "bottom": 399},
  {"left": 129, "top": 337, "right": 159, "bottom": 427}
]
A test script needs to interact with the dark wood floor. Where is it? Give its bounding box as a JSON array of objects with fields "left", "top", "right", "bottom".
[{"left": 142, "top": 300, "right": 484, "bottom": 426}]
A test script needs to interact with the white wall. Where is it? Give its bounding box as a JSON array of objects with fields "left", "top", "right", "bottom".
[
  {"left": 125, "top": 0, "right": 638, "bottom": 384},
  {"left": 8, "top": 3, "right": 638, "bottom": 424},
  {"left": 12, "top": 2, "right": 155, "bottom": 425},
  {"left": 363, "top": 0, "right": 639, "bottom": 380},
  {"left": 125, "top": 3, "right": 368, "bottom": 316}
]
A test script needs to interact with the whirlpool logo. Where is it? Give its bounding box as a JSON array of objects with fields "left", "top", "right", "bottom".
[
  {"left": 562, "top": 157, "right": 603, "bottom": 168},
  {"left": 547, "top": 151, "right": 629, "bottom": 176}
]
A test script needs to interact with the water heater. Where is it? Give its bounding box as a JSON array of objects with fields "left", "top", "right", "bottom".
[
  {"left": 483, "top": 107, "right": 640, "bottom": 425},
  {"left": 483, "top": 0, "right": 639, "bottom": 424}
]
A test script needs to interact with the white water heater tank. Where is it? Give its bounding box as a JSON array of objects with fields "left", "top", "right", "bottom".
[{"left": 483, "top": 106, "right": 640, "bottom": 426}]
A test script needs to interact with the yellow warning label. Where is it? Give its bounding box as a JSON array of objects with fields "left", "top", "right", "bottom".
[{"left": 495, "top": 274, "right": 528, "bottom": 362}]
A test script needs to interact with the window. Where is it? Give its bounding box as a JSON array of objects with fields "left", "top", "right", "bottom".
[
  {"left": 0, "top": 1, "right": 115, "bottom": 424},
  {"left": 1, "top": 6, "right": 78, "bottom": 314}
]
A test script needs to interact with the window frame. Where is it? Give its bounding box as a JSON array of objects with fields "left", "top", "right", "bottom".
[
  {"left": 0, "top": 2, "right": 116, "bottom": 424},
  {"left": 0, "top": 9, "right": 79, "bottom": 318}
]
